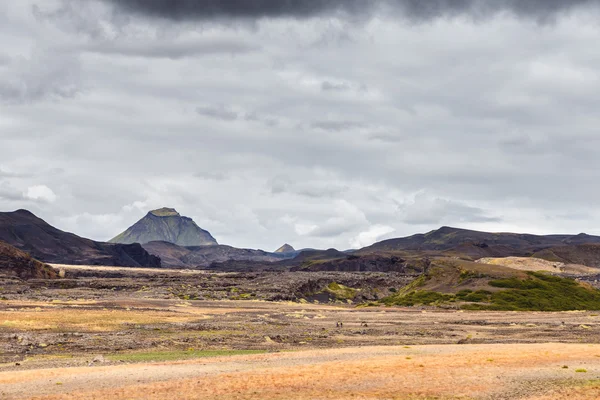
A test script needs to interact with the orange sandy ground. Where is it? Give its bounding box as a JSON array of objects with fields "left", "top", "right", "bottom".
[{"left": 2, "top": 344, "right": 600, "bottom": 400}]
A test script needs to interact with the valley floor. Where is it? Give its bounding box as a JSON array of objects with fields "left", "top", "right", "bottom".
[{"left": 2, "top": 265, "right": 600, "bottom": 398}]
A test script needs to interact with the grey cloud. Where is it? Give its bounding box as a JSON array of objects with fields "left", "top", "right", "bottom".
[
  {"left": 99, "top": 0, "right": 600, "bottom": 21},
  {"left": 194, "top": 171, "right": 229, "bottom": 181},
  {"left": 311, "top": 121, "right": 366, "bottom": 132},
  {"left": 0, "top": 168, "right": 32, "bottom": 179},
  {"left": 196, "top": 105, "right": 239, "bottom": 121},
  {"left": 32, "top": 1, "right": 123, "bottom": 40},
  {"left": 397, "top": 194, "right": 502, "bottom": 226},
  {"left": 0, "top": 183, "right": 26, "bottom": 202},
  {"left": 0, "top": 50, "right": 81, "bottom": 104},
  {"left": 368, "top": 132, "right": 407, "bottom": 143},
  {"left": 321, "top": 81, "right": 351, "bottom": 92},
  {"left": 270, "top": 176, "right": 348, "bottom": 199},
  {"left": 86, "top": 38, "right": 259, "bottom": 59}
]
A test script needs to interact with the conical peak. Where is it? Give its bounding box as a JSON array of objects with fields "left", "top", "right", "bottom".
[
  {"left": 275, "top": 243, "right": 295, "bottom": 253},
  {"left": 149, "top": 207, "right": 180, "bottom": 217}
]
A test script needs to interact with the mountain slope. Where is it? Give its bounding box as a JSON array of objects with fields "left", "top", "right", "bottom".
[
  {"left": 0, "top": 210, "right": 161, "bottom": 268},
  {"left": 0, "top": 240, "right": 58, "bottom": 279},
  {"left": 533, "top": 244, "right": 600, "bottom": 268},
  {"left": 110, "top": 208, "right": 217, "bottom": 247},
  {"left": 142, "top": 241, "right": 286, "bottom": 268},
  {"left": 359, "top": 226, "right": 600, "bottom": 255}
]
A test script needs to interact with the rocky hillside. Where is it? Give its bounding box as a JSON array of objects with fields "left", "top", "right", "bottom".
[
  {"left": 110, "top": 208, "right": 217, "bottom": 247},
  {"left": 359, "top": 226, "right": 600, "bottom": 256},
  {"left": 142, "top": 241, "right": 288, "bottom": 268},
  {"left": 0, "top": 240, "right": 58, "bottom": 279},
  {"left": 0, "top": 210, "right": 161, "bottom": 268},
  {"left": 533, "top": 244, "right": 600, "bottom": 268}
]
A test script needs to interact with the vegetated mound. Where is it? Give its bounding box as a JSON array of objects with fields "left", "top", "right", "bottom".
[
  {"left": 359, "top": 226, "right": 600, "bottom": 256},
  {"left": 533, "top": 244, "right": 600, "bottom": 268},
  {"left": 142, "top": 241, "right": 287, "bottom": 268},
  {"left": 110, "top": 207, "right": 217, "bottom": 247},
  {"left": 0, "top": 210, "right": 160, "bottom": 268},
  {"left": 274, "top": 243, "right": 295, "bottom": 253},
  {"left": 0, "top": 240, "right": 58, "bottom": 279},
  {"left": 476, "top": 257, "right": 598, "bottom": 275},
  {"left": 379, "top": 258, "right": 600, "bottom": 311},
  {"left": 284, "top": 274, "right": 414, "bottom": 303}
]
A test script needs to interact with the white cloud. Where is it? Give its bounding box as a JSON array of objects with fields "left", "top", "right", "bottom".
[
  {"left": 350, "top": 225, "right": 395, "bottom": 249},
  {"left": 23, "top": 185, "right": 57, "bottom": 203}
]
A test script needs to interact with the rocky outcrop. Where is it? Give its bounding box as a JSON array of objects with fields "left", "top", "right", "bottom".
[
  {"left": 143, "top": 241, "right": 287, "bottom": 268},
  {"left": 110, "top": 207, "right": 218, "bottom": 247},
  {"left": 290, "top": 255, "right": 423, "bottom": 273},
  {"left": 0, "top": 240, "right": 58, "bottom": 279}
]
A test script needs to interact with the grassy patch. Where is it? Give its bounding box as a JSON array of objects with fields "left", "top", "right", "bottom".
[
  {"left": 455, "top": 290, "right": 492, "bottom": 302},
  {"left": 382, "top": 290, "right": 453, "bottom": 306},
  {"left": 107, "top": 349, "right": 266, "bottom": 363},
  {"left": 325, "top": 282, "right": 358, "bottom": 300},
  {"left": 464, "top": 272, "right": 600, "bottom": 311},
  {"left": 379, "top": 270, "right": 600, "bottom": 311}
]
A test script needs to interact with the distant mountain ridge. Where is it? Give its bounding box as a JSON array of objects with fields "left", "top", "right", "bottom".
[
  {"left": 0, "top": 210, "right": 160, "bottom": 268},
  {"left": 110, "top": 207, "right": 217, "bottom": 247},
  {"left": 358, "top": 226, "right": 600, "bottom": 254}
]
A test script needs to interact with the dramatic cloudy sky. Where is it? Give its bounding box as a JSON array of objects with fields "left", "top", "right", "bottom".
[{"left": 2, "top": 0, "right": 600, "bottom": 251}]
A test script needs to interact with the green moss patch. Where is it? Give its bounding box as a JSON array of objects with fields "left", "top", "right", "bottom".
[{"left": 325, "top": 282, "right": 358, "bottom": 300}]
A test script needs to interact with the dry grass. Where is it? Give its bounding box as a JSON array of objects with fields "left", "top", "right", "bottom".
[{"left": 0, "top": 308, "right": 200, "bottom": 332}]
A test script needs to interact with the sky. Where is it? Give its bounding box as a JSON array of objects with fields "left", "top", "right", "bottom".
[{"left": 2, "top": 0, "right": 600, "bottom": 251}]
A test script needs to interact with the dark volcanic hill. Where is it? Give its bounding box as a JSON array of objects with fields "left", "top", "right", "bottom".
[
  {"left": 110, "top": 207, "right": 217, "bottom": 247},
  {"left": 0, "top": 210, "right": 161, "bottom": 267},
  {"left": 533, "top": 244, "right": 600, "bottom": 268},
  {"left": 0, "top": 240, "right": 58, "bottom": 279},
  {"left": 358, "top": 226, "right": 600, "bottom": 256},
  {"left": 142, "top": 241, "right": 287, "bottom": 268}
]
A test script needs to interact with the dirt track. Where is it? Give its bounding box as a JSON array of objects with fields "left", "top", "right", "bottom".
[{"left": 1, "top": 343, "right": 599, "bottom": 400}]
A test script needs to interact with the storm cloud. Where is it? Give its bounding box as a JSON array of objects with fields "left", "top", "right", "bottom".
[{"left": 100, "top": 0, "right": 600, "bottom": 21}]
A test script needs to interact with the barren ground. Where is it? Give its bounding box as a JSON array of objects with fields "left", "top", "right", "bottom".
[{"left": 2, "top": 265, "right": 600, "bottom": 399}]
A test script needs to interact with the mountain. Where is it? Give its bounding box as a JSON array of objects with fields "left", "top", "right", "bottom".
[
  {"left": 533, "top": 244, "right": 600, "bottom": 268},
  {"left": 358, "top": 226, "right": 600, "bottom": 256},
  {"left": 110, "top": 207, "right": 217, "bottom": 247},
  {"left": 142, "top": 241, "right": 287, "bottom": 268},
  {"left": 0, "top": 210, "right": 161, "bottom": 268},
  {"left": 274, "top": 244, "right": 295, "bottom": 253},
  {"left": 0, "top": 240, "right": 58, "bottom": 280}
]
